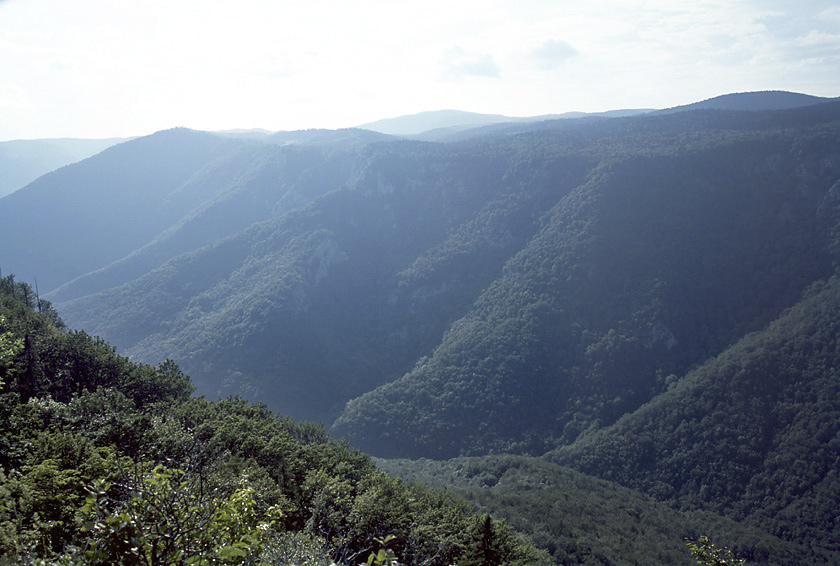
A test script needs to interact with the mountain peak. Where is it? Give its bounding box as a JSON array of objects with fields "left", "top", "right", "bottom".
[{"left": 658, "top": 90, "right": 835, "bottom": 114}]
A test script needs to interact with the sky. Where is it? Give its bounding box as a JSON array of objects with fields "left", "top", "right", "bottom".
[{"left": 1, "top": 0, "right": 839, "bottom": 140}]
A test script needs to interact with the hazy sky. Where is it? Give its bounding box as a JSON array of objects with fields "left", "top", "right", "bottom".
[{"left": 1, "top": 0, "right": 839, "bottom": 140}]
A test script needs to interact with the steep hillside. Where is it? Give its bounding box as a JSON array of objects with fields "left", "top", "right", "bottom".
[
  {"left": 0, "top": 274, "right": 543, "bottom": 566},
  {"left": 27, "top": 101, "right": 839, "bottom": 439},
  {"left": 57, "top": 139, "right": 593, "bottom": 421},
  {"left": 46, "top": 143, "right": 366, "bottom": 303},
  {"left": 547, "top": 276, "right": 840, "bottom": 552},
  {"left": 0, "top": 129, "right": 254, "bottom": 291},
  {"left": 333, "top": 108, "right": 840, "bottom": 458}
]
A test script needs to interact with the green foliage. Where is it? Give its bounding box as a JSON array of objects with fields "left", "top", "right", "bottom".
[
  {"left": 0, "top": 315, "right": 23, "bottom": 388},
  {"left": 334, "top": 122, "right": 840, "bottom": 459},
  {"left": 261, "top": 531, "right": 333, "bottom": 566},
  {"left": 378, "top": 453, "right": 834, "bottom": 565},
  {"left": 686, "top": 537, "right": 745, "bottom": 566},
  {"left": 0, "top": 279, "right": 541, "bottom": 566},
  {"left": 363, "top": 535, "right": 402, "bottom": 566},
  {"left": 18, "top": 103, "right": 836, "bottom": 473},
  {"left": 460, "top": 515, "right": 512, "bottom": 566},
  {"left": 78, "top": 466, "right": 282, "bottom": 565}
]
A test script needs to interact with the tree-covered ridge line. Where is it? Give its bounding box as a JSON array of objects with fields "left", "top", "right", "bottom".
[{"left": 0, "top": 274, "right": 546, "bottom": 565}]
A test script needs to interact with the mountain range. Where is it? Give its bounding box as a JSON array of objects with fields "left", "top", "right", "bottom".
[
  {"left": 3, "top": 91, "right": 828, "bottom": 201},
  {"left": 2, "top": 90, "right": 840, "bottom": 563}
]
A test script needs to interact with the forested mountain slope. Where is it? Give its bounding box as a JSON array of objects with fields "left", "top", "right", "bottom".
[
  {"left": 47, "top": 141, "right": 366, "bottom": 304},
  {"left": 547, "top": 275, "right": 840, "bottom": 553},
  {"left": 375, "top": 271, "right": 840, "bottom": 563},
  {"left": 0, "top": 129, "right": 371, "bottom": 300},
  {"left": 4, "top": 98, "right": 836, "bottom": 439},
  {"left": 3, "top": 92, "right": 840, "bottom": 563},
  {"left": 0, "top": 274, "right": 543, "bottom": 565},
  {"left": 55, "top": 137, "right": 591, "bottom": 421},
  {"left": 333, "top": 103, "right": 840, "bottom": 457},
  {"left": 377, "top": 454, "right": 838, "bottom": 565}
]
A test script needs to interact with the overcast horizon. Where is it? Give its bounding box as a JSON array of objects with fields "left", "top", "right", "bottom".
[{"left": 2, "top": 0, "right": 839, "bottom": 141}]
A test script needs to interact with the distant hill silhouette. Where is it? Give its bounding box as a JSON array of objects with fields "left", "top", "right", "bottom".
[
  {"left": 267, "top": 127, "right": 394, "bottom": 146},
  {"left": 358, "top": 108, "right": 651, "bottom": 138},
  {"left": 657, "top": 90, "right": 835, "bottom": 113},
  {"left": 0, "top": 137, "right": 125, "bottom": 197}
]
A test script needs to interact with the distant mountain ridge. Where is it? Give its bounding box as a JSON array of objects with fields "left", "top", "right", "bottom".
[
  {"left": 0, "top": 137, "right": 126, "bottom": 197},
  {"left": 657, "top": 90, "right": 836, "bottom": 114},
  {"left": 358, "top": 109, "right": 519, "bottom": 135},
  {"left": 355, "top": 90, "right": 834, "bottom": 140},
  {"left": 1, "top": 91, "right": 828, "bottom": 201},
  {"left": 357, "top": 108, "right": 653, "bottom": 138}
]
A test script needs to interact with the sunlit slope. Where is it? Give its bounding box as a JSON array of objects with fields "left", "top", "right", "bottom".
[
  {"left": 58, "top": 139, "right": 592, "bottom": 421},
  {"left": 334, "top": 112, "right": 840, "bottom": 458}
]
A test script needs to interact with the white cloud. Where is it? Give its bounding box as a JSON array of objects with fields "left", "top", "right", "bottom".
[
  {"left": 530, "top": 39, "right": 577, "bottom": 70},
  {"left": 0, "top": 0, "right": 838, "bottom": 139},
  {"left": 441, "top": 47, "right": 501, "bottom": 79},
  {"left": 0, "top": 83, "right": 35, "bottom": 110},
  {"left": 820, "top": 6, "right": 840, "bottom": 22}
]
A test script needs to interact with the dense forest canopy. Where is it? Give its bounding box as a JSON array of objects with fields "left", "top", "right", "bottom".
[{"left": 2, "top": 92, "right": 840, "bottom": 563}]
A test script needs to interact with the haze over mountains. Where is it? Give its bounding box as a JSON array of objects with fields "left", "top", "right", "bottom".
[
  {"left": 2, "top": 90, "right": 840, "bottom": 563},
  {"left": 356, "top": 108, "right": 652, "bottom": 139},
  {"left": 0, "top": 137, "right": 125, "bottom": 198},
  {"left": 6, "top": 90, "right": 828, "bottom": 201}
]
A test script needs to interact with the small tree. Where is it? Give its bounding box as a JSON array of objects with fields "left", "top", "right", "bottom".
[
  {"left": 362, "top": 535, "right": 403, "bottom": 566},
  {"left": 460, "top": 515, "right": 512, "bottom": 566},
  {"left": 686, "top": 536, "right": 745, "bottom": 566}
]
